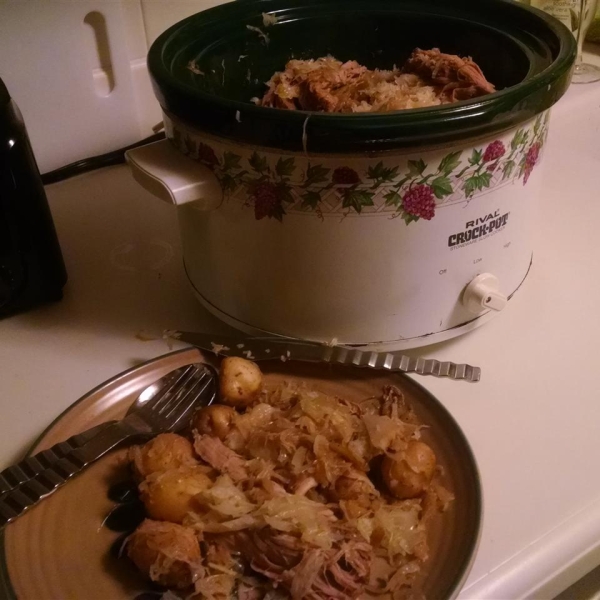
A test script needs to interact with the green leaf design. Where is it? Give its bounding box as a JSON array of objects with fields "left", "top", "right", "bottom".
[
  {"left": 502, "top": 160, "right": 515, "bottom": 181},
  {"left": 463, "top": 172, "right": 493, "bottom": 198},
  {"left": 402, "top": 211, "right": 419, "bottom": 225},
  {"left": 223, "top": 151, "right": 242, "bottom": 171},
  {"left": 275, "top": 157, "right": 296, "bottom": 177},
  {"left": 249, "top": 151, "right": 269, "bottom": 173},
  {"left": 479, "top": 171, "right": 492, "bottom": 188},
  {"left": 270, "top": 204, "right": 286, "bottom": 222},
  {"left": 221, "top": 174, "right": 238, "bottom": 192},
  {"left": 304, "top": 164, "right": 330, "bottom": 187},
  {"left": 431, "top": 175, "right": 454, "bottom": 199},
  {"left": 511, "top": 129, "right": 527, "bottom": 150},
  {"left": 384, "top": 190, "right": 402, "bottom": 207},
  {"left": 468, "top": 149, "right": 483, "bottom": 166},
  {"left": 463, "top": 178, "right": 477, "bottom": 198},
  {"left": 277, "top": 184, "right": 294, "bottom": 204},
  {"left": 438, "top": 151, "right": 462, "bottom": 175},
  {"left": 301, "top": 191, "right": 321, "bottom": 209},
  {"left": 342, "top": 189, "right": 375, "bottom": 213},
  {"left": 367, "top": 161, "right": 385, "bottom": 179},
  {"left": 407, "top": 159, "right": 426, "bottom": 177},
  {"left": 367, "top": 161, "right": 400, "bottom": 183},
  {"left": 533, "top": 116, "right": 542, "bottom": 136},
  {"left": 393, "top": 176, "right": 411, "bottom": 190}
]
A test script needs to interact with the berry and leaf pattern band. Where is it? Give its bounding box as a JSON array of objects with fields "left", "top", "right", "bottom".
[{"left": 171, "top": 112, "right": 549, "bottom": 224}]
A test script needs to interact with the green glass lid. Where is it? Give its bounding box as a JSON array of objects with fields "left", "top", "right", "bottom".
[{"left": 148, "top": 0, "right": 576, "bottom": 153}]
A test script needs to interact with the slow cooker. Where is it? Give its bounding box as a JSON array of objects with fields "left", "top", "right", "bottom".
[{"left": 126, "top": 0, "right": 575, "bottom": 350}]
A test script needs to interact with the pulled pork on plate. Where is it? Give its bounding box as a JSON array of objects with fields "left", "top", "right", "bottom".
[
  {"left": 125, "top": 357, "right": 453, "bottom": 599},
  {"left": 259, "top": 48, "right": 495, "bottom": 113}
]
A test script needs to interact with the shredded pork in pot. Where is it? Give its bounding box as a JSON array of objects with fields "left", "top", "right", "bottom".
[
  {"left": 259, "top": 48, "right": 495, "bottom": 112},
  {"left": 124, "top": 358, "right": 454, "bottom": 599}
]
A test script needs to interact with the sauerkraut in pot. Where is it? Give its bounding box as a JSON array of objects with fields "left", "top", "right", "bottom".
[
  {"left": 124, "top": 357, "right": 453, "bottom": 599},
  {"left": 259, "top": 48, "right": 495, "bottom": 113}
]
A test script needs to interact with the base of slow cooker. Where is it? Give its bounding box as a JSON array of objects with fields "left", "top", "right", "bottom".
[{"left": 185, "top": 257, "right": 531, "bottom": 351}]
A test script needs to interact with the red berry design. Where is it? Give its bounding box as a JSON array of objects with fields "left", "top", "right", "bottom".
[
  {"left": 483, "top": 140, "right": 506, "bottom": 163},
  {"left": 402, "top": 185, "right": 436, "bottom": 220},
  {"left": 525, "top": 143, "right": 540, "bottom": 167},
  {"left": 197, "top": 142, "right": 218, "bottom": 166},
  {"left": 251, "top": 182, "right": 280, "bottom": 220},
  {"left": 332, "top": 166, "right": 360, "bottom": 185},
  {"left": 523, "top": 143, "right": 540, "bottom": 185}
]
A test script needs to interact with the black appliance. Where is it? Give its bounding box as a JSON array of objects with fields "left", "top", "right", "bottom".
[{"left": 0, "top": 76, "right": 66, "bottom": 317}]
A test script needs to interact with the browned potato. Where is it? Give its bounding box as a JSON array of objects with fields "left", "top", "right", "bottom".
[
  {"left": 130, "top": 433, "right": 197, "bottom": 480},
  {"left": 140, "top": 466, "right": 213, "bottom": 523},
  {"left": 381, "top": 441, "right": 436, "bottom": 499},
  {"left": 192, "top": 404, "right": 237, "bottom": 440},
  {"left": 219, "top": 357, "right": 263, "bottom": 407},
  {"left": 127, "top": 519, "right": 201, "bottom": 588}
]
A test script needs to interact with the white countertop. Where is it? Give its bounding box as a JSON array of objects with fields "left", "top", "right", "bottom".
[{"left": 1, "top": 81, "right": 600, "bottom": 599}]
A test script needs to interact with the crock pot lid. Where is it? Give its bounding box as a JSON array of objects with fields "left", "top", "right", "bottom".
[{"left": 148, "top": 0, "right": 576, "bottom": 153}]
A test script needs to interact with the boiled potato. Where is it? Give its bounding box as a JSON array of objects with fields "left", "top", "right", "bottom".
[
  {"left": 381, "top": 441, "right": 436, "bottom": 499},
  {"left": 219, "top": 357, "right": 263, "bottom": 407},
  {"left": 192, "top": 404, "right": 237, "bottom": 440},
  {"left": 140, "top": 465, "right": 213, "bottom": 523},
  {"left": 130, "top": 433, "right": 197, "bottom": 480},
  {"left": 127, "top": 519, "right": 201, "bottom": 588}
]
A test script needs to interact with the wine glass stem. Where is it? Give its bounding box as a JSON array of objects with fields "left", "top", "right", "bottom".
[{"left": 576, "top": 0, "right": 585, "bottom": 65}]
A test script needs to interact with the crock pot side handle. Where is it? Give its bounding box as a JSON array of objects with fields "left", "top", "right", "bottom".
[{"left": 124, "top": 139, "right": 222, "bottom": 209}]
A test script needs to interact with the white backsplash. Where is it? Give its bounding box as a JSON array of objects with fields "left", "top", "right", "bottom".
[{"left": 0, "top": 0, "right": 229, "bottom": 173}]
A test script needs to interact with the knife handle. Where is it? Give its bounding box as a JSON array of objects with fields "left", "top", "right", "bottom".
[
  {"left": 0, "top": 421, "right": 114, "bottom": 495},
  {"left": 324, "top": 347, "right": 482, "bottom": 382},
  {"left": 0, "top": 423, "right": 131, "bottom": 528}
]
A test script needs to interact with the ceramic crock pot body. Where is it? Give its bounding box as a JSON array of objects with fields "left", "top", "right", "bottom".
[{"left": 128, "top": 0, "right": 575, "bottom": 350}]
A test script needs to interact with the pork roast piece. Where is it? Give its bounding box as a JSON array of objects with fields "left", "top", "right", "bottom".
[
  {"left": 403, "top": 48, "right": 496, "bottom": 102},
  {"left": 259, "top": 48, "right": 495, "bottom": 113}
]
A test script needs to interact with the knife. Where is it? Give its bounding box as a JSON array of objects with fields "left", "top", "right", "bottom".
[{"left": 173, "top": 331, "right": 481, "bottom": 382}]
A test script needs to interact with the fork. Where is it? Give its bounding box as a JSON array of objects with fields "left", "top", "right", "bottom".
[{"left": 0, "top": 363, "right": 215, "bottom": 528}]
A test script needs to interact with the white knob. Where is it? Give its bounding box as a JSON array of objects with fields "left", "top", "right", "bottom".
[{"left": 462, "top": 273, "right": 508, "bottom": 314}]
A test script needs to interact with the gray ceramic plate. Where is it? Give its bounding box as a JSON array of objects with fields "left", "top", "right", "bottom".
[{"left": 0, "top": 348, "right": 481, "bottom": 599}]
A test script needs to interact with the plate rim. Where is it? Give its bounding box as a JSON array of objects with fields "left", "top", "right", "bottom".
[{"left": 0, "top": 348, "right": 482, "bottom": 600}]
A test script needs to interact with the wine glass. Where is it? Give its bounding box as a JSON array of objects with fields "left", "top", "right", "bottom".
[{"left": 572, "top": 0, "right": 600, "bottom": 83}]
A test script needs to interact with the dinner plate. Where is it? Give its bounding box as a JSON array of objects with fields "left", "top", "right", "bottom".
[{"left": 0, "top": 348, "right": 481, "bottom": 600}]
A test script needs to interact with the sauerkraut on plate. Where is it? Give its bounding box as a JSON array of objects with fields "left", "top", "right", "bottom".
[
  {"left": 258, "top": 48, "right": 495, "bottom": 113},
  {"left": 123, "top": 357, "right": 454, "bottom": 600}
]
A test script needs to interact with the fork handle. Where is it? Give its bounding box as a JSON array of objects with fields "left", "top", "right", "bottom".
[{"left": 0, "top": 423, "right": 135, "bottom": 528}]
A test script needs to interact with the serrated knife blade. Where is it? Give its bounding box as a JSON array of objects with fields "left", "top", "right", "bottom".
[{"left": 174, "top": 331, "right": 481, "bottom": 382}]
